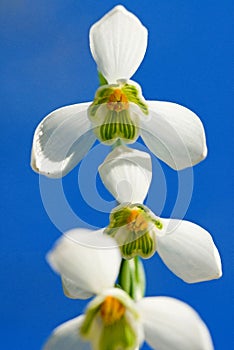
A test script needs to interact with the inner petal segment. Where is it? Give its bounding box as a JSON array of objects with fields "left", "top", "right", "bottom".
[
  {"left": 105, "top": 204, "right": 161, "bottom": 259},
  {"left": 88, "top": 83, "right": 148, "bottom": 145}
]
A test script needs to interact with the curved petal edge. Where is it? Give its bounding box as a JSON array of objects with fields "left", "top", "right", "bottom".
[{"left": 90, "top": 5, "right": 148, "bottom": 83}]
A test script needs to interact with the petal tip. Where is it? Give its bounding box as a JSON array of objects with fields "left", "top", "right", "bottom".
[
  {"left": 30, "top": 148, "right": 39, "bottom": 173},
  {"left": 193, "top": 141, "right": 208, "bottom": 167},
  {"left": 30, "top": 103, "right": 94, "bottom": 178},
  {"left": 142, "top": 101, "right": 209, "bottom": 170},
  {"left": 109, "top": 5, "right": 128, "bottom": 15},
  {"left": 203, "top": 144, "right": 208, "bottom": 159}
]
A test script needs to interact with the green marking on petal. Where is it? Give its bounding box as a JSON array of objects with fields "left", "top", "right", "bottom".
[
  {"left": 80, "top": 305, "right": 100, "bottom": 336},
  {"left": 120, "top": 231, "right": 156, "bottom": 259},
  {"left": 122, "top": 83, "right": 148, "bottom": 115},
  {"left": 93, "top": 109, "right": 138, "bottom": 144},
  {"left": 152, "top": 218, "right": 163, "bottom": 229},
  {"left": 88, "top": 86, "right": 115, "bottom": 118},
  {"left": 105, "top": 204, "right": 160, "bottom": 260},
  {"left": 107, "top": 206, "right": 133, "bottom": 230},
  {"left": 99, "top": 316, "right": 137, "bottom": 350},
  {"left": 88, "top": 84, "right": 142, "bottom": 144}
]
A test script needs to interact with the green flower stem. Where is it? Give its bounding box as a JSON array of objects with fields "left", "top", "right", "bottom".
[
  {"left": 118, "top": 256, "right": 146, "bottom": 301},
  {"left": 98, "top": 71, "right": 108, "bottom": 86},
  {"left": 111, "top": 139, "right": 124, "bottom": 149}
]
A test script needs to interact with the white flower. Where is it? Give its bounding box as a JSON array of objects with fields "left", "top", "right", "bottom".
[
  {"left": 31, "top": 5, "right": 207, "bottom": 178},
  {"left": 98, "top": 146, "right": 222, "bottom": 283},
  {"left": 44, "top": 232, "right": 214, "bottom": 350},
  {"left": 106, "top": 204, "right": 222, "bottom": 283}
]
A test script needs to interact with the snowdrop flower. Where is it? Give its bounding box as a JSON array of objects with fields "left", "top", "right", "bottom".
[
  {"left": 44, "top": 231, "right": 214, "bottom": 350},
  {"left": 44, "top": 290, "right": 214, "bottom": 350},
  {"left": 31, "top": 5, "right": 207, "bottom": 178},
  {"left": 98, "top": 146, "right": 222, "bottom": 283},
  {"left": 105, "top": 203, "right": 222, "bottom": 283}
]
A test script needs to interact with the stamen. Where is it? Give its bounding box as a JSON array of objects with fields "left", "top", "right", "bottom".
[
  {"left": 127, "top": 208, "right": 148, "bottom": 233},
  {"left": 107, "top": 89, "right": 129, "bottom": 112},
  {"left": 100, "top": 296, "right": 126, "bottom": 326}
]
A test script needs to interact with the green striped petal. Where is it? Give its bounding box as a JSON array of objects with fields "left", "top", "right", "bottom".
[
  {"left": 91, "top": 109, "right": 139, "bottom": 145},
  {"left": 88, "top": 86, "right": 115, "bottom": 118},
  {"left": 99, "top": 110, "right": 138, "bottom": 144},
  {"left": 105, "top": 204, "right": 162, "bottom": 259},
  {"left": 99, "top": 316, "right": 136, "bottom": 350},
  {"left": 88, "top": 82, "right": 147, "bottom": 144},
  {"left": 122, "top": 83, "right": 148, "bottom": 115},
  {"left": 120, "top": 231, "right": 156, "bottom": 259}
]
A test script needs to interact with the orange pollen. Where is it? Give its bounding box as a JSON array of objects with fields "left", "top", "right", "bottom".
[
  {"left": 107, "top": 89, "right": 129, "bottom": 111},
  {"left": 127, "top": 209, "right": 148, "bottom": 233},
  {"left": 127, "top": 209, "right": 140, "bottom": 223},
  {"left": 100, "top": 296, "right": 126, "bottom": 326}
]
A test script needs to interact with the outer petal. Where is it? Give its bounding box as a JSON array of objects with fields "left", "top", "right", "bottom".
[
  {"left": 90, "top": 5, "right": 148, "bottom": 83},
  {"left": 157, "top": 219, "right": 222, "bottom": 283},
  {"left": 43, "top": 315, "right": 91, "bottom": 350},
  {"left": 61, "top": 277, "right": 94, "bottom": 300},
  {"left": 47, "top": 228, "right": 121, "bottom": 297},
  {"left": 98, "top": 145, "right": 152, "bottom": 203},
  {"left": 140, "top": 101, "right": 207, "bottom": 170},
  {"left": 138, "top": 297, "right": 214, "bottom": 350},
  {"left": 31, "top": 103, "right": 96, "bottom": 178}
]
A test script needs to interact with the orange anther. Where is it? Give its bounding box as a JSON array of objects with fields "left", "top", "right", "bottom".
[
  {"left": 127, "top": 209, "right": 148, "bottom": 233},
  {"left": 100, "top": 296, "right": 126, "bottom": 326},
  {"left": 127, "top": 209, "right": 140, "bottom": 223},
  {"left": 107, "top": 89, "right": 129, "bottom": 112}
]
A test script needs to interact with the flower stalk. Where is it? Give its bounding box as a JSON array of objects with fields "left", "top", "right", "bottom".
[{"left": 118, "top": 257, "right": 146, "bottom": 302}]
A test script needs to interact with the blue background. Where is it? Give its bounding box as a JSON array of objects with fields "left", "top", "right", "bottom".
[{"left": 1, "top": 0, "right": 233, "bottom": 349}]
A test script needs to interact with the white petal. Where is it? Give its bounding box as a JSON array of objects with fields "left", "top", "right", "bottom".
[
  {"left": 90, "top": 5, "right": 148, "bottom": 83},
  {"left": 138, "top": 297, "right": 214, "bottom": 350},
  {"left": 140, "top": 101, "right": 207, "bottom": 170},
  {"left": 47, "top": 228, "right": 121, "bottom": 297},
  {"left": 62, "top": 277, "right": 94, "bottom": 300},
  {"left": 98, "top": 145, "right": 152, "bottom": 203},
  {"left": 157, "top": 219, "right": 222, "bottom": 283},
  {"left": 31, "top": 103, "right": 96, "bottom": 178},
  {"left": 43, "top": 315, "right": 91, "bottom": 350}
]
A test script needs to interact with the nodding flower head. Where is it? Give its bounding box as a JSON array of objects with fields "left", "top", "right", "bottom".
[
  {"left": 105, "top": 203, "right": 163, "bottom": 259},
  {"left": 31, "top": 5, "right": 207, "bottom": 178},
  {"left": 88, "top": 82, "right": 148, "bottom": 145},
  {"left": 80, "top": 289, "right": 142, "bottom": 350}
]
